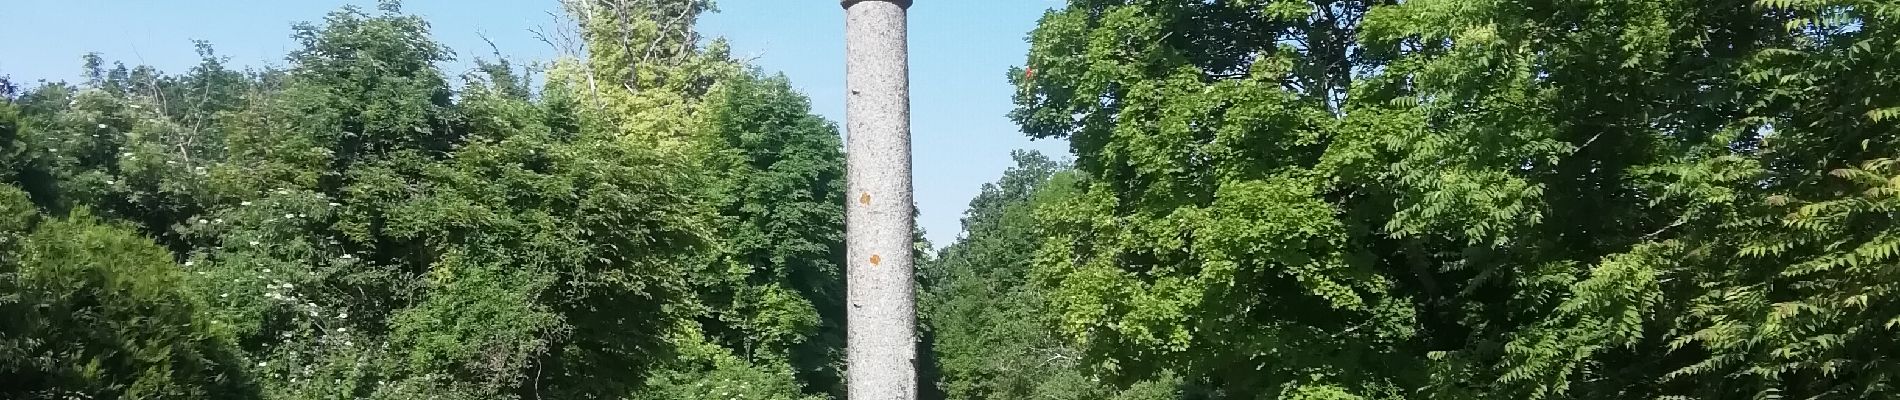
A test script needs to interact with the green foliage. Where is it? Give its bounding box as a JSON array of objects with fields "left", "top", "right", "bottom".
[
  {"left": 697, "top": 72, "right": 850, "bottom": 396},
  {"left": 0, "top": 195, "right": 258, "bottom": 399},
  {"left": 0, "top": 0, "right": 850, "bottom": 399},
  {"left": 633, "top": 332, "right": 826, "bottom": 400},
  {"left": 923, "top": 151, "right": 1185, "bottom": 400},
  {"left": 999, "top": 0, "right": 1900, "bottom": 398},
  {"left": 17, "top": 0, "right": 1897, "bottom": 399}
]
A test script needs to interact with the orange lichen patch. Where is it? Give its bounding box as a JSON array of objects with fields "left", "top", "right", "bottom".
[
  {"left": 859, "top": 192, "right": 873, "bottom": 205},
  {"left": 869, "top": 254, "right": 882, "bottom": 266}
]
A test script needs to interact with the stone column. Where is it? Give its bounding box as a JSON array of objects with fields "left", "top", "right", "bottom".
[{"left": 841, "top": 0, "right": 916, "bottom": 399}]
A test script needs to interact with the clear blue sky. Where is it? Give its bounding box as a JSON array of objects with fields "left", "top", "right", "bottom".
[{"left": 0, "top": 0, "right": 1070, "bottom": 248}]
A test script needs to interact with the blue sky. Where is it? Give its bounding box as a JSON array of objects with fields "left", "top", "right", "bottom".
[{"left": 0, "top": 0, "right": 1069, "bottom": 248}]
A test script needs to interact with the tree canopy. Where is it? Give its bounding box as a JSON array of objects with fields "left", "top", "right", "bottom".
[
  {"left": 1, "top": 1, "right": 850, "bottom": 398},
  {"left": 944, "top": 0, "right": 1900, "bottom": 399},
  {"left": 5, "top": 0, "right": 1900, "bottom": 399}
]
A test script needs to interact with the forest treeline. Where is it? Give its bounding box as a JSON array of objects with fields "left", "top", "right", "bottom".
[
  {"left": 1, "top": 1, "right": 856, "bottom": 398},
  {"left": 924, "top": 0, "right": 1899, "bottom": 399},
  {"left": 2, "top": 0, "right": 1898, "bottom": 400}
]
